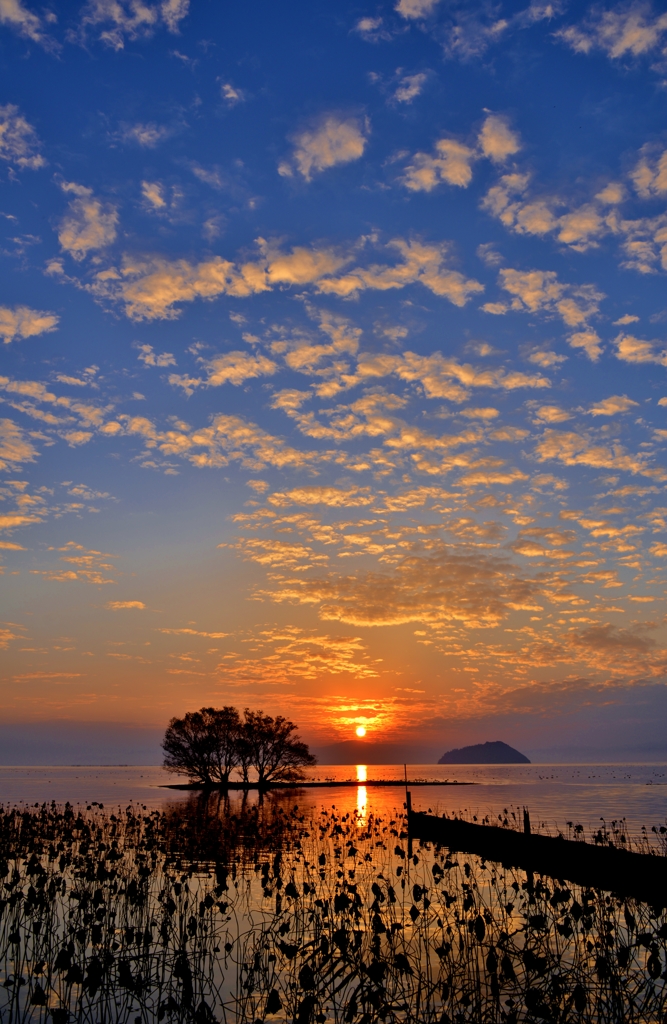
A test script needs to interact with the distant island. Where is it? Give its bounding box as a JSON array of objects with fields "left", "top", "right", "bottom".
[{"left": 438, "top": 741, "right": 531, "bottom": 765}]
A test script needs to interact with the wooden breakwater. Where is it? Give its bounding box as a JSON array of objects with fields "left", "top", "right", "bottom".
[
  {"left": 408, "top": 807, "right": 667, "bottom": 906},
  {"left": 164, "top": 779, "right": 475, "bottom": 791}
]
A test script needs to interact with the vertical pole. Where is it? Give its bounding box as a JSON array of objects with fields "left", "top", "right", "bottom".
[
  {"left": 404, "top": 763, "right": 413, "bottom": 859},
  {"left": 523, "top": 807, "right": 531, "bottom": 835}
]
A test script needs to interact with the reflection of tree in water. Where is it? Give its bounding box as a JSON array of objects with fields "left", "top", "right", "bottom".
[
  {"left": 0, "top": 800, "right": 666, "bottom": 1023},
  {"left": 162, "top": 789, "right": 309, "bottom": 867}
]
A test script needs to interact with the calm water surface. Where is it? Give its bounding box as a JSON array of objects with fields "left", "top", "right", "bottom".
[{"left": 1, "top": 763, "right": 665, "bottom": 839}]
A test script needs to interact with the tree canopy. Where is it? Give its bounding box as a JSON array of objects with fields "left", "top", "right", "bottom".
[{"left": 162, "top": 706, "right": 316, "bottom": 786}]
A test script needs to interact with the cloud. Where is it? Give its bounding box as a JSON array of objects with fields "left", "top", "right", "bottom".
[
  {"left": 262, "top": 545, "right": 538, "bottom": 628},
  {"left": 403, "top": 139, "right": 476, "bottom": 191},
  {"left": 402, "top": 114, "right": 519, "bottom": 194},
  {"left": 58, "top": 182, "right": 118, "bottom": 260},
  {"left": 395, "top": 0, "right": 440, "bottom": 19},
  {"left": 280, "top": 116, "right": 368, "bottom": 181},
  {"left": 481, "top": 173, "right": 609, "bottom": 252},
  {"left": 0, "top": 306, "right": 59, "bottom": 344},
  {"left": 136, "top": 343, "right": 176, "bottom": 367},
  {"left": 171, "top": 350, "right": 277, "bottom": 392},
  {"left": 394, "top": 72, "right": 428, "bottom": 103},
  {"left": 588, "top": 394, "right": 639, "bottom": 416},
  {"left": 568, "top": 329, "right": 603, "bottom": 361},
  {"left": 535, "top": 429, "right": 665, "bottom": 480},
  {"left": 92, "top": 235, "right": 483, "bottom": 319},
  {"left": 267, "top": 486, "right": 374, "bottom": 508},
  {"left": 477, "top": 114, "right": 521, "bottom": 163},
  {"left": 556, "top": 5, "right": 667, "bottom": 60},
  {"left": 0, "top": 418, "right": 39, "bottom": 471},
  {"left": 217, "top": 626, "right": 378, "bottom": 684},
  {"left": 0, "top": 104, "right": 45, "bottom": 170},
  {"left": 0, "top": 0, "right": 49, "bottom": 44},
  {"left": 78, "top": 0, "right": 189, "bottom": 49},
  {"left": 528, "top": 350, "right": 566, "bottom": 368},
  {"left": 353, "top": 16, "right": 391, "bottom": 41},
  {"left": 158, "top": 626, "right": 229, "bottom": 637},
  {"left": 34, "top": 542, "right": 117, "bottom": 585},
  {"left": 533, "top": 405, "right": 571, "bottom": 424},
  {"left": 614, "top": 314, "right": 640, "bottom": 325},
  {"left": 614, "top": 332, "right": 667, "bottom": 365},
  {"left": 316, "top": 238, "right": 484, "bottom": 305},
  {"left": 354, "top": 348, "right": 550, "bottom": 402},
  {"left": 202, "top": 351, "right": 278, "bottom": 387},
  {"left": 220, "top": 82, "right": 246, "bottom": 106},
  {"left": 630, "top": 147, "right": 667, "bottom": 198},
  {"left": 490, "top": 268, "right": 604, "bottom": 327},
  {"left": 106, "top": 600, "right": 145, "bottom": 609},
  {"left": 121, "top": 411, "right": 324, "bottom": 473},
  {"left": 119, "top": 121, "right": 173, "bottom": 147}
]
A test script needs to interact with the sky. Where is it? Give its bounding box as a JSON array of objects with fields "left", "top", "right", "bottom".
[{"left": 3, "top": 0, "right": 667, "bottom": 763}]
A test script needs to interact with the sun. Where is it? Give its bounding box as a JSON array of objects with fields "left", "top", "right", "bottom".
[{"left": 355, "top": 725, "right": 366, "bottom": 738}]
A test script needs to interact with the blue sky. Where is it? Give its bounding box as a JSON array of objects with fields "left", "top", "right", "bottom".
[{"left": 3, "top": 0, "right": 667, "bottom": 761}]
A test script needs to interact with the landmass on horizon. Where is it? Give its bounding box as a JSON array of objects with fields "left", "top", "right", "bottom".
[{"left": 438, "top": 741, "right": 530, "bottom": 765}]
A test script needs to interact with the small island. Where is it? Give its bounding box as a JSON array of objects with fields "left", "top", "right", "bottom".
[{"left": 438, "top": 740, "right": 531, "bottom": 765}]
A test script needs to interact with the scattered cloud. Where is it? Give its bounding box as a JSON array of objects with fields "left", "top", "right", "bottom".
[
  {"left": 0, "top": 306, "right": 58, "bottom": 344},
  {"left": 220, "top": 82, "right": 246, "bottom": 106},
  {"left": 556, "top": 5, "right": 667, "bottom": 61},
  {"left": 588, "top": 395, "right": 639, "bottom": 416},
  {"left": 90, "top": 235, "right": 483, "bottom": 319},
  {"left": 481, "top": 172, "right": 609, "bottom": 252},
  {"left": 267, "top": 486, "right": 374, "bottom": 508},
  {"left": 279, "top": 116, "right": 369, "bottom": 181},
  {"left": 136, "top": 343, "right": 176, "bottom": 367},
  {"left": 352, "top": 16, "right": 390, "bottom": 42},
  {"left": 0, "top": 0, "right": 54, "bottom": 45},
  {"left": 613, "top": 314, "right": 640, "bottom": 325},
  {"left": 528, "top": 350, "right": 566, "bottom": 368},
  {"left": 630, "top": 146, "right": 667, "bottom": 199},
  {"left": 0, "top": 418, "right": 39, "bottom": 470},
  {"left": 158, "top": 626, "right": 229, "bottom": 637},
  {"left": 119, "top": 121, "right": 173, "bottom": 147},
  {"left": 403, "top": 139, "right": 476, "bottom": 191},
  {"left": 535, "top": 429, "right": 665, "bottom": 480},
  {"left": 262, "top": 545, "right": 537, "bottom": 628},
  {"left": 614, "top": 332, "right": 667, "bottom": 366},
  {"left": 78, "top": 0, "right": 189, "bottom": 49},
  {"left": 58, "top": 182, "right": 118, "bottom": 260},
  {"left": 484, "top": 268, "right": 604, "bottom": 328},
  {"left": 533, "top": 405, "right": 571, "bottom": 424},
  {"left": 402, "top": 114, "right": 520, "bottom": 193},
  {"left": 170, "top": 350, "right": 278, "bottom": 393},
  {"left": 395, "top": 0, "right": 440, "bottom": 20},
  {"left": 568, "top": 329, "right": 603, "bottom": 361},
  {"left": 394, "top": 71, "right": 428, "bottom": 103},
  {"left": 477, "top": 114, "right": 521, "bottom": 163},
  {"left": 33, "top": 542, "right": 117, "bottom": 585},
  {"left": 106, "top": 600, "right": 145, "bottom": 609},
  {"left": 0, "top": 104, "right": 45, "bottom": 170}
]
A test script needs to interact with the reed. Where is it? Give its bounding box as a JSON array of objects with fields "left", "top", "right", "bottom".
[{"left": 0, "top": 796, "right": 665, "bottom": 1023}]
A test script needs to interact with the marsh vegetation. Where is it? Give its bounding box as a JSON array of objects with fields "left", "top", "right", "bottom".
[{"left": 0, "top": 794, "right": 665, "bottom": 1023}]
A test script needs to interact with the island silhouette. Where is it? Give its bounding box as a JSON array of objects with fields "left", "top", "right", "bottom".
[{"left": 438, "top": 740, "right": 530, "bottom": 764}]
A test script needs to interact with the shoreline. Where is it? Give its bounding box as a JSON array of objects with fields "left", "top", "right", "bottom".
[{"left": 162, "top": 779, "right": 476, "bottom": 791}]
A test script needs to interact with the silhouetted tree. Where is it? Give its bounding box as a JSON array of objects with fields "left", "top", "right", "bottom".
[
  {"left": 162, "top": 706, "right": 241, "bottom": 784},
  {"left": 241, "top": 709, "right": 317, "bottom": 784}
]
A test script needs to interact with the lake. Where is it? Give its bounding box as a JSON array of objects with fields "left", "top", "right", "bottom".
[
  {"left": 1, "top": 772, "right": 666, "bottom": 1023},
  {"left": 1, "top": 762, "right": 665, "bottom": 842}
]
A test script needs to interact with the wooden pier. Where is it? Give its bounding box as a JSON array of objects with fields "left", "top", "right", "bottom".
[{"left": 407, "top": 807, "right": 667, "bottom": 906}]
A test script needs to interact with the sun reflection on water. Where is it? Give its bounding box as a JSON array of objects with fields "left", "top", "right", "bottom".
[{"left": 356, "top": 765, "right": 367, "bottom": 823}]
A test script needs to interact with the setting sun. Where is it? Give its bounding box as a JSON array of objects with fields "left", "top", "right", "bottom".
[{"left": 355, "top": 726, "right": 366, "bottom": 738}]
